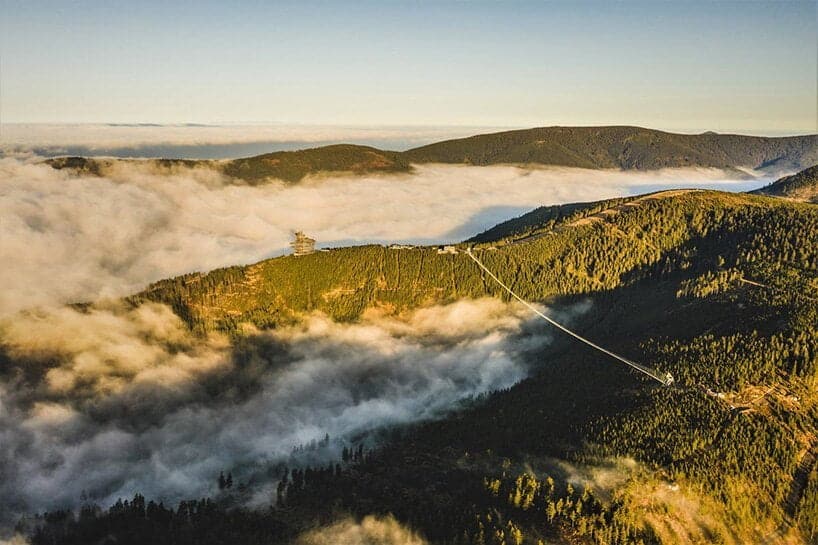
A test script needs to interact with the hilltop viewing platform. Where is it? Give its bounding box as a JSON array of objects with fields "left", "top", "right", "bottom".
[{"left": 290, "top": 231, "right": 316, "bottom": 256}]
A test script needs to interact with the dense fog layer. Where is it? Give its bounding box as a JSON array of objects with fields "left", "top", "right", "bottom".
[
  {"left": 0, "top": 298, "right": 553, "bottom": 525},
  {"left": 0, "top": 156, "right": 761, "bottom": 317}
]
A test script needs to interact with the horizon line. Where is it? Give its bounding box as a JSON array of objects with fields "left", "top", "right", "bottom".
[{"left": 1, "top": 122, "right": 816, "bottom": 139}]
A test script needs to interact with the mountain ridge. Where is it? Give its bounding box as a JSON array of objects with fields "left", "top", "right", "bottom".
[
  {"left": 132, "top": 188, "right": 817, "bottom": 334},
  {"left": 45, "top": 125, "right": 818, "bottom": 183},
  {"left": 404, "top": 125, "right": 818, "bottom": 173}
]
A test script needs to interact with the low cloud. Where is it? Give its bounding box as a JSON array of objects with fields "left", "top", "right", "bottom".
[
  {"left": 2, "top": 302, "right": 229, "bottom": 399},
  {"left": 0, "top": 536, "right": 29, "bottom": 545},
  {"left": 0, "top": 156, "right": 764, "bottom": 317},
  {"left": 0, "top": 298, "right": 555, "bottom": 526},
  {"left": 297, "top": 515, "right": 428, "bottom": 545}
]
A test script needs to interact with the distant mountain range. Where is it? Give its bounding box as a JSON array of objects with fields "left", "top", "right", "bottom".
[
  {"left": 47, "top": 125, "right": 818, "bottom": 183},
  {"left": 404, "top": 126, "right": 818, "bottom": 172}
]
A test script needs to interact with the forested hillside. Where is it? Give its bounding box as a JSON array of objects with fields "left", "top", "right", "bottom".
[
  {"left": 30, "top": 190, "right": 818, "bottom": 544},
  {"left": 404, "top": 126, "right": 818, "bottom": 172},
  {"left": 134, "top": 189, "right": 817, "bottom": 335},
  {"left": 753, "top": 164, "right": 818, "bottom": 203}
]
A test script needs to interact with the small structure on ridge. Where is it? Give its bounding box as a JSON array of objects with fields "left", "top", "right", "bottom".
[{"left": 290, "top": 231, "right": 316, "bottom": 256}]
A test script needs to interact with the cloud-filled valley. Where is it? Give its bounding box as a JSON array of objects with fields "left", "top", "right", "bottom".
[
  {"left": 0, "top": 156, "right": 766, "bottom": 317},
  {"left": 0, "top": 297, "right": 549, "bottom": 525},
  {"left": 0, "top": 148, "right": 776, "bottom": 533}
]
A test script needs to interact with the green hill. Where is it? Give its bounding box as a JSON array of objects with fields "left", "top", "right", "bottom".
[
  {"left": 404, "top": 126, "right": 818, "bottom": 172},
  {"left": 134, "top": 189, "right": 817, "bottom": 335},
  {"left": 220, "top": 144, "right": 411, "bottom": 184},
  {"left": 752, "top": 164, "right": 818, "bottom": 203},
  {"left": 31, "top": 189, "right": 818, "bottom": 544},
  {"left": 46, "top": 126, "right": 818, "bottom": 184}
]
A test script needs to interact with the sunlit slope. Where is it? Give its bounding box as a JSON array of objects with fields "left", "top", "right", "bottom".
[
  {"left": 136, "top": 190, "right": 818, "bottom": 335},
  {"left": 404, "top": 126, "right": 818, "bottom": 172},
  {"left": 752, "top": 164, "right": 818, "bottom": 203}
]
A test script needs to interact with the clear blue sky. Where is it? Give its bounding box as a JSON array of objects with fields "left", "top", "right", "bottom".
[{"left": 1, "top": 0, "right": 816, "bottom": 134}]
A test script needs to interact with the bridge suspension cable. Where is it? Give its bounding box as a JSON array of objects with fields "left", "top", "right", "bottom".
[{"left": 464, "top": 248, "right": 674, "bottom": 386}]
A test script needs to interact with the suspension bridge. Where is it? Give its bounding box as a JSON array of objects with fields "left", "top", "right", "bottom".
[{"left": 464, "top": 247, "right": 675, "bottom": 387}]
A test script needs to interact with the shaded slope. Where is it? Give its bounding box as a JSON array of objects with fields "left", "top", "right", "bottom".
[
  {"left": 404, "top": 126, "right": 818, "bottom": 173},
  {"left": 751, "top": 164, "right": 818, "bottom": 203}
]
